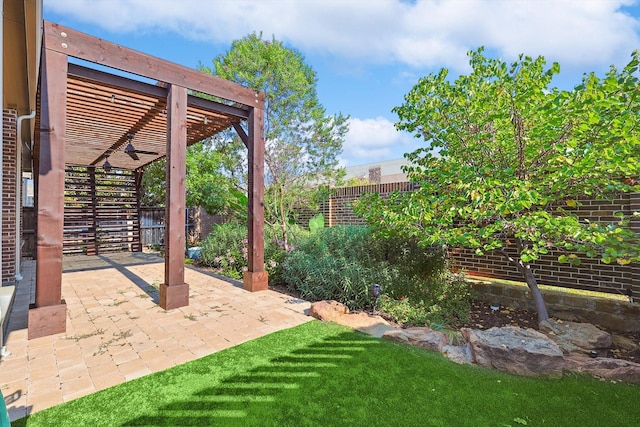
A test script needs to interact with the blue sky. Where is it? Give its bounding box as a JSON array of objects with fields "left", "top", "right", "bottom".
[{"left": 44, "top": 0, "right": 640, "bottom": 167}]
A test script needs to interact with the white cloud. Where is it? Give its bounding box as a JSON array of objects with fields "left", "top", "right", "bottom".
[
  {"left": 45, "top": 0, "right": 640, "bottom": 72},
  {"left": 341, "top": 117, "right": 417, "bottom": 165}
]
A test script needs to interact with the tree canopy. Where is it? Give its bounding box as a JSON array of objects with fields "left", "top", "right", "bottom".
[
  {"left": 140, "top": 138, "right": 246, "bottom": 219},
  {"left": 200, "top": 33, "right": 349, "bottom": 249},
  {"left": 355, "top": 48, "right": 640, "bottom": 322}
]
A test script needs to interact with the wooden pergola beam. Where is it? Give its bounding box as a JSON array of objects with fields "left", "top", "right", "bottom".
[{"left": 44, "top": 21, "right": 264, "bottom": 107}]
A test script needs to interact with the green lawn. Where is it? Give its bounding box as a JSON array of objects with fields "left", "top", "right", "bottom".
[{"left": 14, "top": 321, "right": 640, "bottom": 426}]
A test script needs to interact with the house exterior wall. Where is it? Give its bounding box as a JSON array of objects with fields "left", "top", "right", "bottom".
[{"left": 2, "top": 109, "right": 18, "bottom": 283}]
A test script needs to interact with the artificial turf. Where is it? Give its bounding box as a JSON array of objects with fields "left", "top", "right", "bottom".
[{"left": 13, "top": 320, "right": 640, "bottom": 426}]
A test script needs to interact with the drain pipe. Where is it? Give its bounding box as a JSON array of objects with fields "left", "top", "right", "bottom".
[
  {"left": 0, "top": 0, "right": 4, "bottom": 285},
  {"left": 15, "top": 111, "right": 36, "bottom": 280}
]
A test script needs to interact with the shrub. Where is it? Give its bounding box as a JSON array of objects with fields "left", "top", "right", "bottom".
[
  {"left": 199, "top": 222, "right": 309, "bottom": 285},
  {"left": 377, "top": 272, "right": 471, "bottom": 327},
  {"left": 282, "top": 225, "right": 471, "bottom": 325},
  {"left": 199, "top": 222, "right": 247, "bottom": 279},
  {"left": 281, "top": 226, "right": 378, "bottom": 308}
]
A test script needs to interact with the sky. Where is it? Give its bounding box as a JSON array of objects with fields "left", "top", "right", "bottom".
[{"left": 44, "top": 0, "right": 640, "bottom": 167}]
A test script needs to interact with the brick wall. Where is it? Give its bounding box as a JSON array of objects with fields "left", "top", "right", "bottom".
[
  {"left": 304, "top": 181, "right": 640, "bottom": 300},
  {"left": 2, "top": 109, "right": 18, "bottom": 283},
  {"left": 297, "top": 182, "right": 418, "bottom": 227}
]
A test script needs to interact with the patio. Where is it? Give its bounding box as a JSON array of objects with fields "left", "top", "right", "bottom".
[{"left": 0, "top": 253, "right": 311, "bottom": 422}]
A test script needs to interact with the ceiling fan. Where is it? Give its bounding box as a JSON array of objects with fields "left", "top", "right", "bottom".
[{"left": 124, "top": 133, "right": 158, "bottom": 161}]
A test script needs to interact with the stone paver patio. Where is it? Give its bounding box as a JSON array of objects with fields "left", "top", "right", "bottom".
[{"left": 0, "top": 253, "right": 311, "bottom": 422}]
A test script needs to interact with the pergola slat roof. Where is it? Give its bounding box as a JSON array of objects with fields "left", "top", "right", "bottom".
[{"left": 64, "top": 64, "right": 248, "bottom": 170}]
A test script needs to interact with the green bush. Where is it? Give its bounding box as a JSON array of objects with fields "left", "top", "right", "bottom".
[
  {"left": 199, "top": 222, "right": 309, "bottom": 284},
  {"left": 376, "top": 272, "right": 471, "bottom": 327},
  {"left": 282, "top": 226, "right": 389, "bottom": 308},
  {"left": 199, "top": 222, "right": 247, "bottom": 279},
  {"left": 282, "top": 225, "right": 470, "bottom": 325}
]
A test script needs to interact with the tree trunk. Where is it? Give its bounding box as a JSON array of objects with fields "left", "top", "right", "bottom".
[{"left": 517, "top": 261, "right": 549, "bottom": 323}]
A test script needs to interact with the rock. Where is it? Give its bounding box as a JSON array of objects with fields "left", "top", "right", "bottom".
[
  {"left": 442, "top": 343, "right": 474, "bottom": 365},
  {"left": 462, "top": 326, "right": 565, "bottom": 378},
  {"left": 336, "top": 312, "right": 394, "bottom": 338},
  {"left": 565, "top": 356, "right": 640, "bottom": 384},
  {"left": 612, "top": 334, "right": 639, "bottom": 352},
  {"left": 383, "top": 327, "right": 449, "bottom": 352},
  {"left": 309, "top": 300, "right": 349, "bottom": 322},
  {"left": 539, "top": 319, "right": 612, "bottom": 356},
  {"left": 309, "top": 300, "right": 394, "bottom": 338}
]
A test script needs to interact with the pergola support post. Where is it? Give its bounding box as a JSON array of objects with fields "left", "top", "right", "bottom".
[
  {"left": 29, "top": 46, "right": 67, "bottom": 339},
  {"left": 160, "top": 84, "right": 189, "bottom": 310},
  {"left": 243, "top": 106, "right": 268, "bottom": 291}
]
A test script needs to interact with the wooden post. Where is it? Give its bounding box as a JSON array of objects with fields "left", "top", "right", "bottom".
[
  {"left": 243, "top": 106, "right": 268, "bottom": 291},
  {"left": 29, "top": 46, "right": 67, "bottom": 339},
  {"left": 88, "top": 166, "right": 98, "bottom": 255},
  {"left": 160, "top": 84, "right": 189, "bottom": 310}
]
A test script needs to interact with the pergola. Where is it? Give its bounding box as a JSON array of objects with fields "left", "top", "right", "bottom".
[{"left": 29, "top": 21, "right": 267, "bottom": 339}]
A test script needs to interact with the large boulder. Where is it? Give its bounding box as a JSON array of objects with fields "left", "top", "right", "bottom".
[
  {"left": 383, "top": 327, "right": 449, "bottom": 352},
  {"left": 442, "top": 343, "right": 474, "bottom": 365},
  {"left": 462, "top": 326, "right": 565, "bottom": 378},
  {"left": 539, "top": 319, "right": 612, "bottom": 356},
  {"left": 565, "top": 356, "right": 640, "bottom": 384},
  {"left": 309, "top": 300, "right": 394, "bottom": 338},
  {"left": 309, "top": 300, "right": 350, "bottom": 322}
]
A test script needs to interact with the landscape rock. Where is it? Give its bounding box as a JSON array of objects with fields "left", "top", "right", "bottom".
[
  {"left": 540, "top": 319, "right": 612, "bottom": 356},
  {"left": 611, "top": 334, "right": 639, "bottom": 352},
  {"left": 309, "top": 300, "right": 350, "bottom": 322},
  {"left": 462, "top": 326, "right": 565, "bottom": 378},
  {"left": 309, "top": 300, "right": 393, "bottom": 338},
  {"left": 442, "top": 343, "right": 474, "bottom": 365},
  {"left": 383, "top": 327, "right": 449, "bottom": 352},
  {"left": 564, "top": 356, "right": 640, "bottom": 384}
]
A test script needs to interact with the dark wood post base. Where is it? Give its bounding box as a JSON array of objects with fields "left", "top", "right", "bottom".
[
  {"left": 243, "top": 271, "right": 268, "bottom": 292},
  {"left": 28, "top": 301, "right": 67, "bottom": 339},
  {"left": 159, "top": 283, "right": 189, "bottom": 310}
]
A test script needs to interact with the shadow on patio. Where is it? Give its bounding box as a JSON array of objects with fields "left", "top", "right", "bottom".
[{"left": 0, "top": 253, "right": 311, "bottom": 422}]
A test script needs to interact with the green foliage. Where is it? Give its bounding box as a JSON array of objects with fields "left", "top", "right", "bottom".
[
  {"left": 201, "top": 33, "right": 349, "bottom": 250},
  {"left": 199, "top": 222, "right": 247, "bottom": 279},
  {"left": 377, "top": 272, "right": 471, "bottom": 326},
  {"left": 281, "top": 226, "right": 466, "bottom": 321},
  {"left": 140, "top": 139, "right": 246, "bottom": 219},
  {"left": 198, "top": 222, "right": 309, "bottom": 285},
  {"left": 308, "top": 213, "right": 325, "bottom": 234},
  {"left": 355, "top": 48, "right": 640, "bottom": 321}
]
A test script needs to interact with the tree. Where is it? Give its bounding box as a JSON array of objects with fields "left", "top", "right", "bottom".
[
  {"left": 140, "top": 138, "right": 246, "bottom": 218},
  {"left": 355, "top": 48, "right": 640, "bottom": 322},
  {"left": 200, "top": 33, "right": 349, "bottom": 250}
]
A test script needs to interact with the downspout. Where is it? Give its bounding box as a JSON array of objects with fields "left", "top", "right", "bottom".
[
  {"left": 16, "top": 110, "right": 36, "bottom": 280},
  {"left": 1, "top": 0, "right": 4, "bottom": 284}
]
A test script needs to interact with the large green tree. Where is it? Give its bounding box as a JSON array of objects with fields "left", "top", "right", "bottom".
[
  {"left": 140, "top": 138, "right": 246, "bottom": 218},
  {"left": 355, "top": 48, "right": 640, "bottom": 322},
  {"left": 200, "top": 33, "right": 349, "bottom": 250}
]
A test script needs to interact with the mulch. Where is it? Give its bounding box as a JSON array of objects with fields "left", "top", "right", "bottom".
[{"left": 456, "top": 301, "right": 640, "bottom": 364}]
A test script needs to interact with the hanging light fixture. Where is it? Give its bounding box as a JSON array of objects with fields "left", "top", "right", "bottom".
[
  {"left": 103, "top": 155, "right": 112, "bottom": 172},
  {"left": 124, "top": 133, "right": 136, "bottom": 155}
]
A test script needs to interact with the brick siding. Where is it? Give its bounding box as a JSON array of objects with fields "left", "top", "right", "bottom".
[{"left": 2, "top": 109, "right": 18, "bottom": 283}]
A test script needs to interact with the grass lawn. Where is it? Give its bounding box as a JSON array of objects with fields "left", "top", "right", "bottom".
[{"left": 14, "top": 321, "right": 640, "bottom": 426}]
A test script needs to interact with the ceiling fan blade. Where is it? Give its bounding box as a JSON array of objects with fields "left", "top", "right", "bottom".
[
  {"left": 126, "top": 151, "right": 140, "bottom": 161},
  {"left": 134, "top": 150, "right": 159, "bottom": 155}
]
